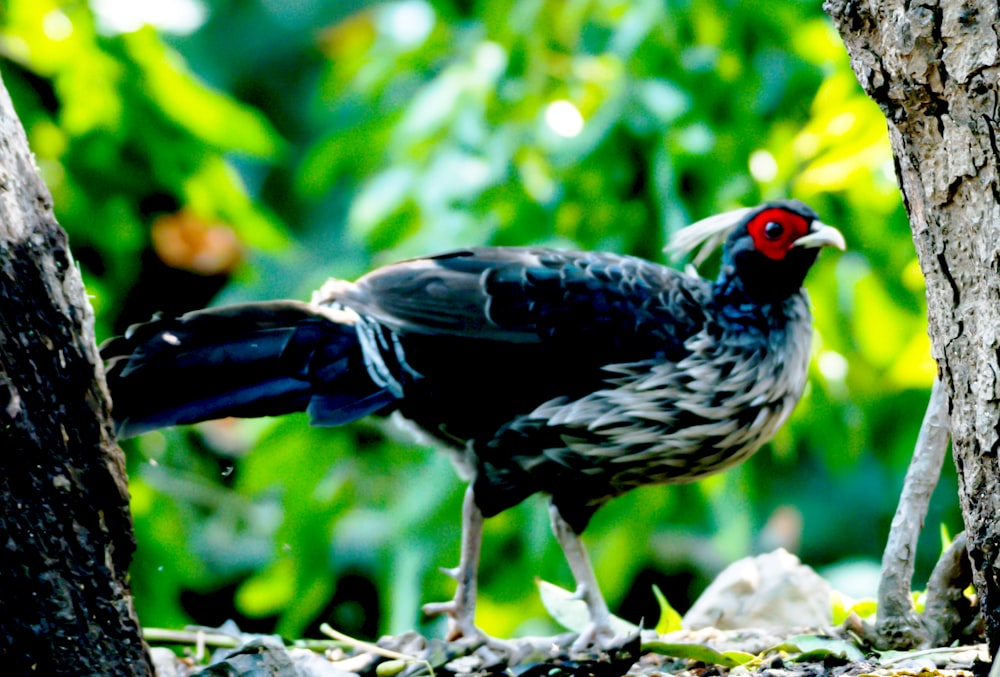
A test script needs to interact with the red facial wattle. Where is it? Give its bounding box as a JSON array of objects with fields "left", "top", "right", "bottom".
[{"left": 747, "top": 208, "right": 811, "bottom": 260}]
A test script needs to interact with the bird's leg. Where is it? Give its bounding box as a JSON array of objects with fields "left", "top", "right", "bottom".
[
  {"left": 422, "top": 485, "right": 484, "bottom": 642},
  {"left": 549, "top": 504, "right": 615, "bottom": 651}
]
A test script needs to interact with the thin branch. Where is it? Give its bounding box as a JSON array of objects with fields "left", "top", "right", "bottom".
[
  {"left": 922, "top": 531, "right": 974, "bottom": 645},
  {"left": 875, "top": 377, "right": 950, "bottom": 648}
]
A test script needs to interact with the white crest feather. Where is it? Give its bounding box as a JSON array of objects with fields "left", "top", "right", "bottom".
[{"left": 665, "top": 206, "right": 754, "bottom": 266}]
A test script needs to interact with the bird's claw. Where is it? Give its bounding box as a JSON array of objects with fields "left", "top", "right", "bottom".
[
  {"left": 422, "top": 600, "right": 479, "bottom": 643},
  {"left": 422, "top": 598, "right": 515, "bottom": 658},
  {"left": 570, "top": 621, "right": 618, "bottom": 653},
  {"left": 438, "top": 566, "right": 462, "bottom": 581}
]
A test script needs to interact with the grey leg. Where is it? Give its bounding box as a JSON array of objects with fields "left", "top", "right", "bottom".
[
  {"left": 422, "top": 486, "right": 484, "bottom": 641},
  {"left": 549, "top": 504, "right": 615, "bottom": 650}
]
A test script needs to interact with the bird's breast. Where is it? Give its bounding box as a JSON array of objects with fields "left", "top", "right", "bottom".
[{"left": 528, "top": 295, "right": 814, "bottom": 492}]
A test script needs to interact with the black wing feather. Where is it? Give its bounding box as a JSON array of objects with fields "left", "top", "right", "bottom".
[
  {"left": 313, "top": 247, "right": 712, "bottom": 456},
  {"left": 325, "top": 247, "right": 709, "bottom": 362}
]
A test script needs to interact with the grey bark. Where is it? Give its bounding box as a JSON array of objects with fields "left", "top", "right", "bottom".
[
  {"left": 0, "top": 69, "right": 153, "bottom": 673},
  {"left": 825, "top": 0, "right": 1000, "bottom": 657}
]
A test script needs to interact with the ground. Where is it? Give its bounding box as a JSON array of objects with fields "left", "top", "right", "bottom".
[{"left": 147, "top": 624, "right": 991, "bottom": 677}]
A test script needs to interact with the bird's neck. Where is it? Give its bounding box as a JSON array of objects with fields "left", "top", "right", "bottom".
[
  {"left": 713, "top": 259, "right": 808, "bottom": 305},
  {"left": 711, "top": 265, "right": 806, "bottom": 323}
]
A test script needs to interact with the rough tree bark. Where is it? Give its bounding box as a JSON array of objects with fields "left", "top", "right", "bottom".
[
  {"left": 0, "top": 72, "right": 153, "bottom": 672},
  {"left": 825, "top": 0, "right": 1000, "bottom": 657}
]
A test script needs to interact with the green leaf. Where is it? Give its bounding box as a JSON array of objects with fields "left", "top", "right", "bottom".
[
  {"left": 236, "top": 557, "right": 297, "bottom": 616},
  {"left": 940, "top": 522, "right": 953, "bottom": 553},
  {"left": 777, "top": 634, "right": 866, "bottom": 662},
  {"left": 642, "top": 641, "right": 756, "bottom": 667},
  {"left": 876, "top": 647, "right": 984, "bottom": 667},
  {"left": 536, "top": 579, "right": 637, "bottom": 635},
  {"left": 652, "top": 584, "right": 683, "bottom": 634},
  {"left": 122, "top": 28, "right": 284, "bottom": 158},
  {"left": 182, "top": 156, "right": 290, "bottom": 251},
  {"left": 348, "top": 166, "right": 416, "bottom": 238},
  {"left": 634, "top": 79, "right": 690, "bottom": 125},
  {"left": 831, "top": 590, "right": 877, "bottom": 624}
]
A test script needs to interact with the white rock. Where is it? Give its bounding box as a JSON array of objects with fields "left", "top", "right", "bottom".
[
  {"left": 682, "top": 548, "right": 832, "bottom": 630},
  {"left": 149, "top": 647, "right": 183, "bottom": 677}
]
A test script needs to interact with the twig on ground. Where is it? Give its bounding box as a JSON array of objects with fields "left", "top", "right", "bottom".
[{"left": 320, "top": 623, "right": 436, "bottom": 677}]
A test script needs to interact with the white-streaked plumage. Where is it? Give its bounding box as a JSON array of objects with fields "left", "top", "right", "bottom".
[{"left": 101, "top": 199, "right": 844, "bottom": 652}]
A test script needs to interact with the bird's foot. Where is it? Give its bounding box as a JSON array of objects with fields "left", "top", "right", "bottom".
[
  {"left": 420, "top": 599, "right": 489, "bottom": 644},
  {"left": 422, "top": 599, "right": 475, "bottom": 641},
  {"left": 561, "top": 582, "right": 617, "bottom": 652},
  {"left": 422, "top": 598, "right": 515, "bottom": 661},
  {"left": 569, "top": 620, "right": 618, "bottom": 653}
]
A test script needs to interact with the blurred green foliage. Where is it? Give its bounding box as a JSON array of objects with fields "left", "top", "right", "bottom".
[{"left": 1, "top": 0, "right": 957, "bottom": 641}]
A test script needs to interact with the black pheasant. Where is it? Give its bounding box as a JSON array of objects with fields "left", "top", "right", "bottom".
[{"left": 102, "top": 199, "right": 844, "bottom": 648}]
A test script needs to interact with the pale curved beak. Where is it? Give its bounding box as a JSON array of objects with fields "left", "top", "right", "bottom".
[{"left": 794, "top": 221, "right": 846, "bottom": 251}]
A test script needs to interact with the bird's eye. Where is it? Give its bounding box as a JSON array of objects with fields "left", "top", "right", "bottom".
[{"left": 764, "top": 221, "right": 784, "bottom": 240}]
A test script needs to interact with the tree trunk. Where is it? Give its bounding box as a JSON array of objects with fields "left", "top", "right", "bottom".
[
  {"left": 0, "top": 71, "right": 152, "bottom": 673},
  {"left": 825, "top": 0, "right": 1000, "bottom": 656}
]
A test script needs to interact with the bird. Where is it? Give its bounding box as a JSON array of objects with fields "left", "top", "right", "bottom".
[{"left": 101, "top": 199, "right": 845, "bottom": 650}]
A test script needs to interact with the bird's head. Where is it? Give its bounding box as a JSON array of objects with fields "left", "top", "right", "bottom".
[{"left": 668, "top": 199, "right": 845, "bottom": 302}]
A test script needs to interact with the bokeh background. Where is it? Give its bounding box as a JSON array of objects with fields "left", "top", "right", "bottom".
[{"left": 0, "top": 0, "right": 955, "bottom": 641}]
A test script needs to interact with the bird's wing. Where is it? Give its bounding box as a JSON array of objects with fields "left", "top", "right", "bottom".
[{"left": 318, "top": 247, "right": 710, "bottom": 359}]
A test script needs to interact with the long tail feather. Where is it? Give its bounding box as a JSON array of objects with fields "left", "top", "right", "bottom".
[{"left": 101, "top": 301, "right": 395, "bottom": 437}]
